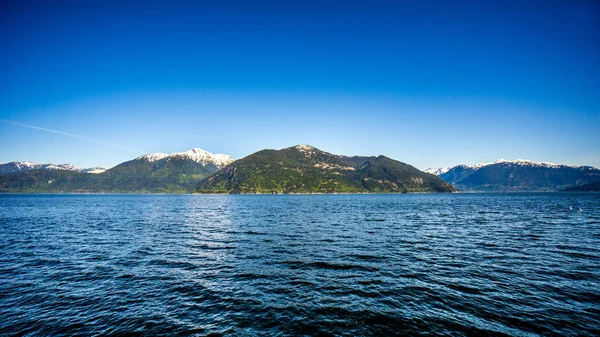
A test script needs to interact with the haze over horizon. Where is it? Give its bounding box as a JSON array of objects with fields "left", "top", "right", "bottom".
[{"left": 1, "top": 0, "right": 599, "bottom": 170}]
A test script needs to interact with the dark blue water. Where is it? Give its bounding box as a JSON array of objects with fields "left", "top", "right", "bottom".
[{"left": 1, "top": 194, "right": 599, "bottom": 336}]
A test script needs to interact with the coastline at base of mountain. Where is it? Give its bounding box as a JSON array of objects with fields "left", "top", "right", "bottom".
[{"left": 560, "top": 181, "right": 600, "bottom": 192}]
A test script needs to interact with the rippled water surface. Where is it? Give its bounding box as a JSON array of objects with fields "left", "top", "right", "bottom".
[{"left": 1, "top": 193, "right": 599, "bottom": 336}]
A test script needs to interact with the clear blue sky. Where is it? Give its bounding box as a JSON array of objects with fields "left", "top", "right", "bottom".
[{"left": 1, "top": 0, "right": 599, "bottom": 169}]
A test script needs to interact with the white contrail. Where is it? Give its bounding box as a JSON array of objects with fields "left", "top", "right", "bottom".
[{"left": 0, "top": 119, "right": 140, "bottom": 152}]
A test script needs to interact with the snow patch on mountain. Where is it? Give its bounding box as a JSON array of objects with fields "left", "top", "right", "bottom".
[
  {"left": 41, "top": 163, "right": 80, "bottom": 171},
  {"left": 80, "top": 167, "right": 108, "bottom": 174},
  {"left": 0, "top": 162, "right": 107, "bottom": 174},
  {"left": 137, "top": 153, "right": 170, "bottom": 162},
  {"left": 425, "top": 166, "right": 451, "bottom": 175},
  {"left": 14, "top": 161, "right": 36, "bottom": 171},
  {"left": 137, "top": 148, "right": 234, "bottom": 168},
  {"left": 490, "top": 158, "right": 563, "bottom": 168}
]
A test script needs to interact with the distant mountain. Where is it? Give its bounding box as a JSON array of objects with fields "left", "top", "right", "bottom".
[
  {"left": 426, "top": 159, "right": 514, "bottom": 185},
  {"left": 428, "top": 159, "right": 600, "bottom": 192},
  {"left": 0, "top": 161, "right": 107, "bottom": 174},
  {"left": 438, "top": 165, "right": 479, "bottom": 185},
  {"left": 0, "top": 148, "right": 234, "bottom": 193},
  {"left": 0, "top": 170, "right": 99, "bottom": 193},
  {"left": 197, "top": 145, "right": 455, "bottom": 194},
  {"left": 560, "top": 181, "right": 600, "bottom": 192},
  {"left": 424, "top": 166, "right": 451, "bottom": 176}
]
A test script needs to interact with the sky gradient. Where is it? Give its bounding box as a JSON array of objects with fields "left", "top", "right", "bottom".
[{"left": 1, "top": 0, "right": 599, "bottom": 170}]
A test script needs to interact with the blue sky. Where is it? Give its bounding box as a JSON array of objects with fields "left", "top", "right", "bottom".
[{"left": 1, "top": 0, "right": 599, "bottom": 169}]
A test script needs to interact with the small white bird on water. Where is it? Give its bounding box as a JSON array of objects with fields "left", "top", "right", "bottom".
[
  {"left": 570, "top": 206, "right": 573, "bottom": 211},
  {"left": 579, "top": 208, "right": 583, "bottom": 212}
]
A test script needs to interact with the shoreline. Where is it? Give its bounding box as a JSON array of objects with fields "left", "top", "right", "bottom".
[{"left": 1, "top": 191, "right": 594, "bottom": 195}]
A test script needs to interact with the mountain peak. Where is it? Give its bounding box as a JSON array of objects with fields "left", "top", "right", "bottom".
[
  {"left": 425, "top": 166, "right": 451, "bottom": 175},
  {"left": 292, "top": 144, "right": 330, "bottom": 159},
  {"left": 137, "top": 148, "right": 234, "bottom": 168},
  {"left": 186, "top": 148, "right": 210, "bottom": 155},
  {"left": 294, "top": 144, "right": 317, "bottom": 151}
]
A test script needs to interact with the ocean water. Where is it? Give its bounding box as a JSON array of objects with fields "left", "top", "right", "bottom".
[{"left": 0, "top": 193, "right": 599, "bottom": 336}]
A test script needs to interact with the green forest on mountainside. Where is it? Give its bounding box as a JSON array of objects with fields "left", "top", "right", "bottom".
[{"left": 196, "top": 146, "right": 455, "bottom": 194}]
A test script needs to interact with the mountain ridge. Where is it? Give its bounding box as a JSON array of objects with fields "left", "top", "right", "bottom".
[
  {"left": 2, "top": 148, "right": 598, "bottom": 193},
  {"left": 0, "top": 161, "right": 108, "bottom": 174},
  {"left": 426, "top": 159, "right": 594, "bottom": 175},
  {"left": 427, "top": 159, "right": 600, "bottom": 191},
  {"left": 0, "top": 148, "right": 234, "bottom": 193},
  {"left": 136, "top": 148, "right": 234, "bottom": 168},
  {"left": 197, "top": 145, "right": 455, "bottom": 194}
]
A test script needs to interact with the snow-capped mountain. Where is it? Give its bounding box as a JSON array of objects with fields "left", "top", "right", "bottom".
[
  {"left": 0, "top": 161, "right": 107, "bottom": 174},
  {"left": 136, "top": 148, "right": 234, "bottom": 168},
  {"left": 0, "top": 147, "right": 232, "bottom": 178},
  {"left": 477, "top": 158, "right": 579, "bottom": 169},
  {"left": 426, "top": 159, "right": 592, "bottom": 176},
  {"left": 426, "top": 159, "right": 600, "bottom": 191},
  {"left": 425, "top": 166, "right": 452, "bottom": 176}
]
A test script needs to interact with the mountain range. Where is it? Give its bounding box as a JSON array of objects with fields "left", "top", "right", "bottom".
[
  {"left": 0, "top": 161, "right": 107, "bottom": 174},
  {"left": 427, "top": 159, "right": 600, "bottom": 192},
  {"left": 0, "top": 145, "right": 454, "bottom": 194},
  {"left": 1, "top": 147, "right": 598, "bottom": 193},
  {"left": 0, "top": 148, "right": 233, "bottom": 193}
]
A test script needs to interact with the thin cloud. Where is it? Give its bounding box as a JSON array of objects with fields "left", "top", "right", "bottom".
[{"left": 0, "top": 119, "right": 140, "bottom": 153}]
